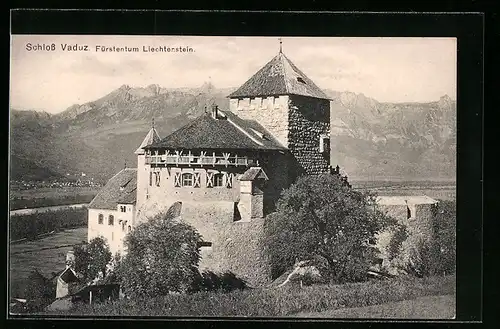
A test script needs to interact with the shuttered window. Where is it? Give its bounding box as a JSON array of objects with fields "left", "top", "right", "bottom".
[{"left": 174, "top": 172, "right": 181, "bottom": 187}]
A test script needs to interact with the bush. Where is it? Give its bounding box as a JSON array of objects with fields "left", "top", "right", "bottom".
[
  {"left": 118, "top": 212, "right": 203, "bottom": 298},
  {"left": 9, "top": 208, "right": 87, "bottom": 242},
  {"left": 264, "top": 174, "right": 397, "bottom": 283},
  {"left": 391, "top": 200, "right": 456, "bottom": 277},
  {"left": 73, "top": 236, "right": 112, "bottom": 283},
  {"left": 21, "top": 269, "right": 55, "bottom": 312},
  {"left": 193, "top": 270, "right": 248, "bottom": 292}
]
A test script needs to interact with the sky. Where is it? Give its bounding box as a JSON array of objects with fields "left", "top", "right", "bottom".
[{"left": 10, "top": 35, "right": 457, "bottom": 114}]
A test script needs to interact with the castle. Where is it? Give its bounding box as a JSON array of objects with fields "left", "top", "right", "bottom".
[
  {"left": 87, "top": 47, "right": 438, "bottom": 286},
  {"left": 87, "top": 47, "right": 336, "bottom": 285}
]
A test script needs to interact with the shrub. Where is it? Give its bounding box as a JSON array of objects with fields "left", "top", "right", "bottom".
[
  {"left": 118, "top": 212, "right": 203, "bottom": 298},
  {"left": 390, "top": 199, "right": 456, "bottom": 277},
  {"left": 264, "top": 174, "right": 397, "bottom": 283},
  {"left": 21, "top": 269, "right": 55, "bottom": 312},
  {"left": 73, "top": 236, "right": 112, "bottom": 283},
  {"left": 193, "top": 270, "right": 248, "bottom": 292}
]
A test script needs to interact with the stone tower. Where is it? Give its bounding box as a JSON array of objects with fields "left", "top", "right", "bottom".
[
  {"left": 228, "top": 48, "right": 331, "bottom": 179},
  {"left": 135, "top": 121, "right": 161, "bottom": 218}
]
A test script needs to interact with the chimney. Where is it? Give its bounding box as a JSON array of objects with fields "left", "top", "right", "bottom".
[
  {"left": 65, "top": 250, "right": 75, "bottom": 269},
  {"left": 211, "top": 104, "right": 218, "bottom": 119}
]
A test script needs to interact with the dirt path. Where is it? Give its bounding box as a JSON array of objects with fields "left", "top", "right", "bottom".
[{"left": 293, "top": 294, "right": 456, "bottom": 319}]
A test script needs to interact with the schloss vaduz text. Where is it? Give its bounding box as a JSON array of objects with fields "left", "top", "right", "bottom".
[{"left": 26, "top": 43, "right": 90, "bottom": 51}]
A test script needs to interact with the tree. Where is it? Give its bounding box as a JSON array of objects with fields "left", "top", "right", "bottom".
[
  {"left": 73, "top": 236, "right": 112, "bottom": 283},
  {"left": 118, "top": 212, "right": 203, "bottom": 298},
  {"left": 264, "top": 174, "right": 396, "bottom": 283},
  {"left": 22, "top": 269, "right": 55, "bottom": 312}
]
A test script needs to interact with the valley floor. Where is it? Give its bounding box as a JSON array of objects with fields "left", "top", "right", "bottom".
[{"left": 9, "top": 227, "right": 88, "bottom": 298}]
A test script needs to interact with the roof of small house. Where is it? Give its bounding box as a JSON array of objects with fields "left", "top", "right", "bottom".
[
  {"left": 145, "top": 110, "right": 286, "bottom": 151},
  {"left": 89, "top": 168, "right": 137, "bottom": 210},
  {"left": 228, "top": 51, "right": 330, "bottom": 100},
  {"left": 135, "top": 127, "right": 161, "bottom": 154},
  {"left": 376, "top": 195, "right": 438, "bottom": 206},
  {"left": 239, "top": 167, "right": 269, "bottom": 181},
  {"left": 59, "top": 267, "right": 79, "bottom": 284}
]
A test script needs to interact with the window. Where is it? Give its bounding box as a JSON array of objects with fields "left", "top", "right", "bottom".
[
  {"left": 149, "top": 171, "right": 153, "bottom": 186},
  {"left": 407, "top": 206, "right": 412, "bottom": 219},
  {"left": 174, "top": 172, "right": 181, "bottom": 187},
  {"left": 193, "top": 172, "right": 201, "bottom": 188},
  {"left": 319, "top": 135, "right": 330, "bottom": 153},
  {"left": 108, "top": 215, "right": 114, "bottom": 226},
  {"left": 198, "top": 241, "right": 212, "bottom": 248},
  {"left": 128, "top": 225, "right": 131, "bottom": 233},
  {"left": 225, "top": 173, "right": 234, "bottom": 188},
  {"left": 214, "top": 173, "right": 224, "bottom": 187},
  {"left": 154, "top": 171, "right": 161, "bottom": 187},
  {"left": 120, "top": 206, "right": 126, "bottom": 213},
  {"left": 181, "top": 173, "right": 193, "bottom": 187},
  {"left": 297, "top": 77, "right": 306, "bottom": 84},
  {"left": 122, "top": 222, "right": 126, "bottom": 232},
  {"left": 98, "top": 214, "right": 104, "bottom": 224}
]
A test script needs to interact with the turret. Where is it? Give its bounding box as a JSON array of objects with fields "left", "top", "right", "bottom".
[{"left": 135, "top": 119, "right": 161, "bottom": 212}]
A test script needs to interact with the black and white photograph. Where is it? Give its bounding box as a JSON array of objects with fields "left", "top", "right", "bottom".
[{"left": 9, "top": 33, "right": 459, "bottom": 319}]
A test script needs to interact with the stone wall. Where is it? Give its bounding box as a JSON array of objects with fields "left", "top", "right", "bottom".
[
  {"left": 288, "top": 95, "right": 331, "bottom": 175},
  {"left": 178, "top": 201, "right": 270, "bottom": 286},
  {"left": 376, "top": 202, "right": 438, "bottom": 272},
  {"left": 229, "top": 95, "right": 290, "bottom": 147}
]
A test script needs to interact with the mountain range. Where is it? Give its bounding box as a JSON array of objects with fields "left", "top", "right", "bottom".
[{"left": 10, "top": 83, "right": 456, "bottom": 183}]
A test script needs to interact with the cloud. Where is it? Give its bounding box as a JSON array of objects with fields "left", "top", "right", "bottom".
[{"left": 67, "top": 55, "right": 148, "bottom": 77}]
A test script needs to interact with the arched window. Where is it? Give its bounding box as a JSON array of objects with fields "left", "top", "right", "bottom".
[
  {"left": 181, "top": 173, "right": 193, "bottom": 187},
  {"left": 108, "top": 215, "right": 114, "bottom": 226},
  {"left": 128, "top": 225, "right": 131, "bottom": 233},
  {"left": 98, "top": 214, "right": 104, "bottom": 224},
  {"left": 214, "top": 173, "right": 224, "bottom": 187}
]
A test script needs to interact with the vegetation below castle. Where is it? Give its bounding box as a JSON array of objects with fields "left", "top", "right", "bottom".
[
  {"left": 46, "top": 274, "right": 455, "bottom": 317},
  {"left": 10, "top": 208, "right": 88, "bottom": 242}
]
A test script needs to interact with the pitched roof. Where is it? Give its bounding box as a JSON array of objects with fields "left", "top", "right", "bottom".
[
  {"left": 146, "top": 110, "right": 286, "bottom": 151},
  {"left": 239, "top": 167, "right": 269, "bottom": 181},
  {"left": 135, "top": 127, "right": 161, "bottom": 154},
  {"left": 59, "top": 267, "right": 79, "bottom": 283},
  {"left": 228, "top": 52, "right": 330, "bottom": 100},
  {"left": 376, "top": 196, "right": 439, "bottom": 206},
  {"left": 89, "top": 168, "right": 137, "bottom": 210}
]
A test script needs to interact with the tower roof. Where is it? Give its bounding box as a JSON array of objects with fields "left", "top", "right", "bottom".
[
  {"left": 135, "top": 127, "right": 161, "bottom": 154},
  {"left": 228, "top": 52, "right": 330, "bottom": 100}
]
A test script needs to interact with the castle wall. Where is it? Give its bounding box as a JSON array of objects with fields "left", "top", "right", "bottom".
[
  {"left": 288, "top": 95, "right": 331, "bottom": 175},
  {"left": 88, "top": 205, "right": 135, "bottom": 256},
  {"left": 375, "top": 202, "right": 438, "bottom": 271},
  {"left": 136, "top": 154, "right": 149, "bottom": 214},
  {"left": 229, "top": 95, "right": 290, "bottom": 147},
  {"left": 176, "top": 202, "right": 271, "bottom": 287}
]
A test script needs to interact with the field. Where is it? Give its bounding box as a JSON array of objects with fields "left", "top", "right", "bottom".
[
  {"left": 351, "top": 180, "right": 456, "bottom": 201},
  {"left": 9, "top": 227, "right": 88, "bottom": 298},
  {"left": 295, "top": 294, "right": 455, "bottom": 319},
  {"left": 9, "top": 187, "right": 99, "bottom": 210}
]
